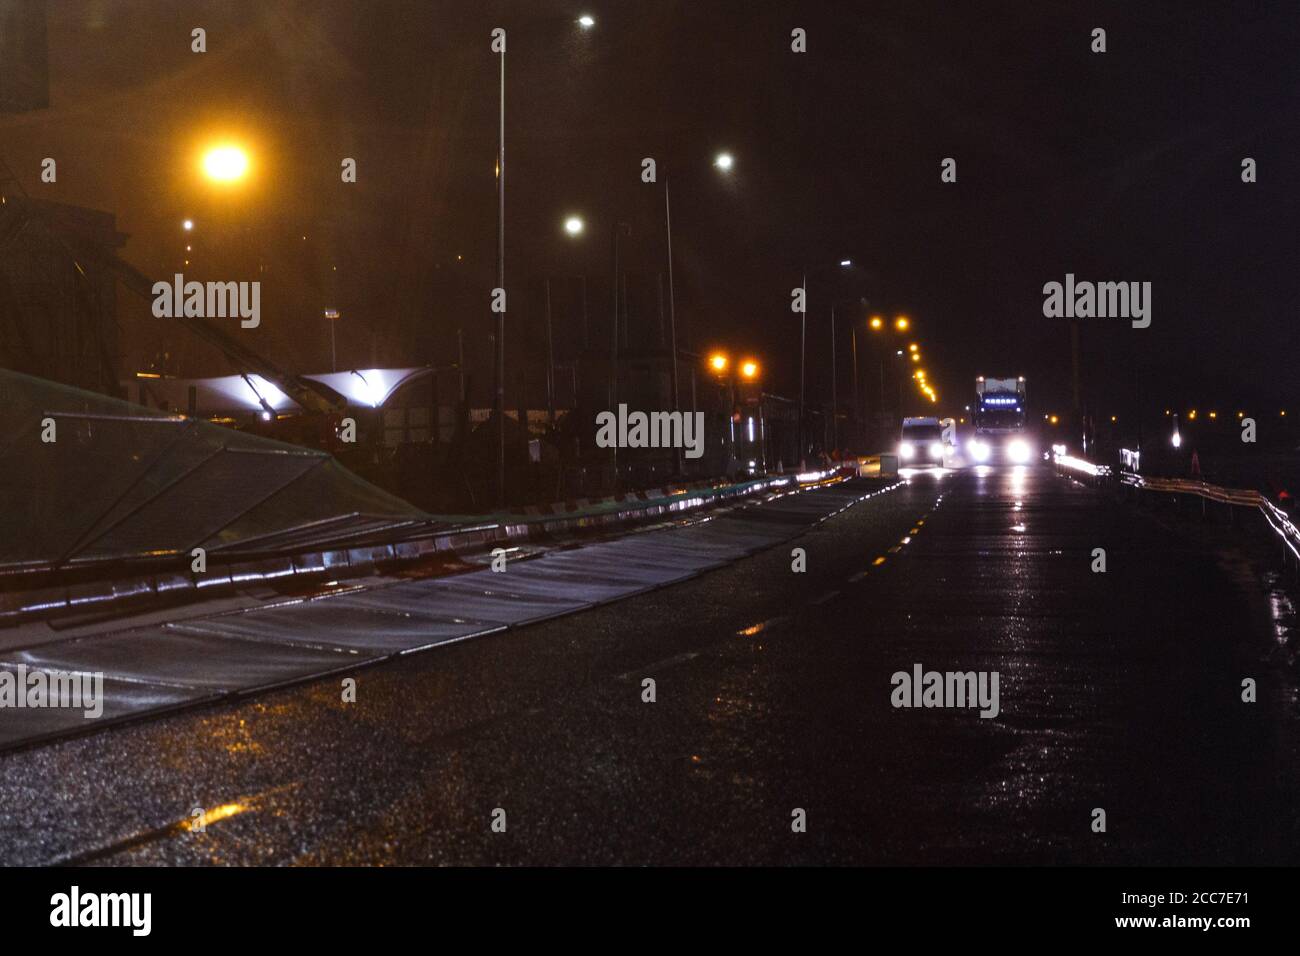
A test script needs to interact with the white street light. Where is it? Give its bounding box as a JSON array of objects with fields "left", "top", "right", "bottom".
[
  {"left": 564, "top": 215, "right": 585, "bottom": 236},
  {"left": 714, "top": 152, "right": 734, "bottom": 171},
  {"left": 578, "top": 15, "right": 595, "bottom": 29}
]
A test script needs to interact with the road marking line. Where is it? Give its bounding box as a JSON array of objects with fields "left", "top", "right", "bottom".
[{"left": 617, "top": 649, "right": 701, "bottom": 680}]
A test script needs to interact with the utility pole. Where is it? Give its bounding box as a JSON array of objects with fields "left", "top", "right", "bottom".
[{"left": 664, "top": 178, "right": 683, "bottom": 475}]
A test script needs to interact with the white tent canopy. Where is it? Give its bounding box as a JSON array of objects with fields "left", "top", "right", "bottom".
[{"left": 132, "top": 367, "right": 432, "bottom": 417}]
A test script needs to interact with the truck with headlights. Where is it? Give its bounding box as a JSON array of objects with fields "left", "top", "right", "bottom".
[{"left": 968, "top": 376, "right": 1033, "bottom": 464}]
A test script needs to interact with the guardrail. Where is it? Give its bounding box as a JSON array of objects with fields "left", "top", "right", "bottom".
[
  {"left": 1052, "top": 452, "right": 1300, "bottom": 564},
  {"left": 0, "top": 464, "right": 863, "bottom": 628}
]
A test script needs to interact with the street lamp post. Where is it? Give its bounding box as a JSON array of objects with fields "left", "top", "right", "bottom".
[
  {"left": 799, "top": 268, "right": 807, "bottom": 470},
  {"left": 610, "top": 221, "right": 631, "bottom": 489},
  {"left": 866, "top": 313, "right": 919, "bottom": 446},
  {"left": 324, "top": 309, "right": 340, "bottom": 372},
  {"left": 798, "top": 259, "right": 853, "bottom": 469},
  {"left": 707, "top": 352, "right": 733, "bottom": 474},
  {"left": 851, "top": 325, "right": 860, "bottom": 449},
  {"left": 708, "top": 352, "right": 761, "bottom": 477},
  {"left": 544, "top": 278, "right": 555, "bottom": 428},
  {"left": 831, "top": 301, "right": 839, "bottom": 453},
  {"left": 486, "top": 18, "right": 592, "bottom": 507},
  {"left": 493, "top": 44, "right": 506, "bottom": 508},
  {"left": 661, "top": 152, "right": 734, "bottom": 477},
  {"left": 828, "top": 297, "right": 868, "bottom": 454},
  {"left": 664, "top": 177, "right": 681, "bottom": 475}
]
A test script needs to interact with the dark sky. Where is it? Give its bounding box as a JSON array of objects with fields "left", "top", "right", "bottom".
[{"left": 2, "top": 0, "right": 1297, "bottom": 418}]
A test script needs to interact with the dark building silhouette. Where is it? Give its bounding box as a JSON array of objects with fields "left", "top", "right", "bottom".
[{"left": 0, "top": 182, "right": 128, "bottom": 395}]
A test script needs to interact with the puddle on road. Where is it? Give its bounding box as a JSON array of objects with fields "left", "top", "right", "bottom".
[
  {"left": 1264, "top": 571, "right": 1299, "bottom": 661},
  {"left": 736, "top": 615, "right": 790, "bottom": 637}
]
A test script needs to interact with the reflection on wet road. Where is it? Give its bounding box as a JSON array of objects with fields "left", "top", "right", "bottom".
[{"left": 1, "top": 465, "right": 1297, "bottom": 865}]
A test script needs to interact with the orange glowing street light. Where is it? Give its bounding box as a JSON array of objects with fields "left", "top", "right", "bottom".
[
  {"left": 708, "top": 352, "right": 729, "bottom": 373},
  {"left": 201, "top": 145, "right": 250, "bottom": 183},
  {"left": 894, "top": 315, "right": 910, "bottom": 332},
  {"left": 740, "top": 359, "right": 759, "bottom": 380},
  {"left": 869, "top": 315, "right": 884, "bottom": 331}
]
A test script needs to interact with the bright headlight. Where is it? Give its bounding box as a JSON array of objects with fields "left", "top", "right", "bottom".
[
  {"left": 1007, "top": 438, "right": 1032, "bottom": 464},
  {"left": 968, "top": 440, "right": 991, "bottom": 462},
  {"left": 899, "top": 441, "right": 915, "bottom": 458},
  {"left": 928, "top": 442, "right": 943, "bottom": 458}
]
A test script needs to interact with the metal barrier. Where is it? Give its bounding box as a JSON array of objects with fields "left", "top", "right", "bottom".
[{"left": 1053, "top": 452, "right": 1300, "bottom": 563}]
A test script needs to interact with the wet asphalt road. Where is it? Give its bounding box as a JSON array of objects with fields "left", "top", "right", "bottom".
[{"left": 2, "top": 464, "right": 1298, "bottom": 865}]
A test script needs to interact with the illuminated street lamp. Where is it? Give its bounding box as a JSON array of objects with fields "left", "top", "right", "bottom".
[
  {"left": 797, "top": 258, "right": 854, "bottom": 468},
  {"left": 663, "top": 153, "right": 735, "bottom": 474},
  {"left": 491, "top": 16, "right": 596, "bottom": 505},
  {"left": 563, "top": 215, "right": 584, "bottom": 236},
  {"left": 182, "top": 219, "right": 193, "bottom": 231},
  {"left": 201, "top": 145, "right": 250, "bottom": 183},
  {"left": 868, "top": 313, "right": 916, "bottom": 422},
  {"left": 740, "top": 359, "right": 759, "bottom": 380},
  {"left": 324, "top": 309, "right": 341, "bottom": 372},
  {"left": 708, "top": 352, "right": 729, "bottom": 374}
]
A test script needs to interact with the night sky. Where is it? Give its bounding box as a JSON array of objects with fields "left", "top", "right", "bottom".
[{"left": 2, "top": 0, "right": 1296, "bottom": 418}]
